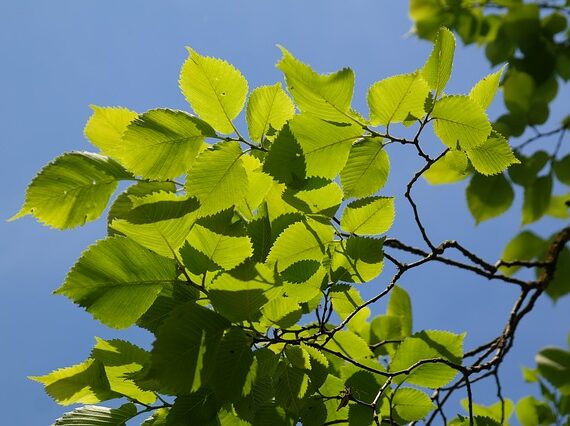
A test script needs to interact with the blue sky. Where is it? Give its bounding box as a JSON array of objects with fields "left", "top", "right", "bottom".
[{"left": 1, "top": 1, "right": 569, "bottom": 424}]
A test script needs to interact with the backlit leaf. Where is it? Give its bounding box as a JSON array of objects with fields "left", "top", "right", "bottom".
[
  {"left": 30, "top": 359, "right": 117, "bottom": 406},
  {"left": 276, "top": 46, "right": 355, "bottom": 123},
  {"left": 469, "top": 66, "right": 505, "bottom": 110},
  {"left": 289, "top": 114, "right": 362, "bottom": 179},
  {"left": 84, "top": 106, "right": 137, "bottom": 156},
  {"left": 421, "top": 27, "right": 455, "bottom": 96},
  {"left": 186, "top": 141, "right": 248, "bottom": 215},
  {"left": 91, "top": 338, "right": 155, "bottom": 404},
  {"left": 432, "top": 95, "right": 492, "bottom": 150},
  {"left": 110, "top": 192, "right": 199, "bottom": 258},
  {"left": 53, "top": 403, "right": 137, "bottom": 425},
  {"left": 341, "top": 138, "right": 390, "bottom": 198},
  {"left": 56, "top": 237, "right": 182, "bottom": 329},
  {"left": 500, "top": 231, "right": 545, "bottom": 276},
  {"left": 247, "top": 83, "right": 295, "bottom": 142},
  {"left": 266, "top": 219, "right": 333, "bottom": 272},
  {"left": 368, "top": 72, "right": 429, "bottom": 126},
  {"left": 390, "top": 330, "right": 465, "bottom": 388},
  {"left": 393, "top": 388, "right": 435, "bottom": 421},
  {"left": 340, "top": 197, "right": 395, "bottom": 235},
  {"left": 424, "top": 150, "right": 470, "bottom": 185},
  {"left": 466, "top": 133, "right": 520, "bottom": 176},
  {"left": 115, "top": 109, "right": 214, "bottom": 180},
  {"left": 180, "top": 47, "right": 248, "bottom": 134},
  {"left": 11, "top": 152, "right": 132, "bottom": 229}
]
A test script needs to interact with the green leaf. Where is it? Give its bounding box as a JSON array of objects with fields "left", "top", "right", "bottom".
[
  {"left": 262, "top": 124, "right": 306, "bottom": 187},
  {"left": 469, "top": 66, "right": 505, "bottom": 110},
  {"left": 466, "top": 173, "right": 514, "bottom": 224},
  {"left": 261, "top": 295, "right": 302, "bottom": 328},
  {"left": 11, "top": 152, "right": 132, "bottom": 229},
  {"left": 209, "top": 262, "right": 277, "bottom": 322},
  {"left": 289, "top": 114, "right": 362, "bottom": 179},
  {"left": 368, "top": 72, "right": 429, "bottom": 126},
  {"left": 546, "top": 247, "right": 570, "bottom": 301},
  {"left": 282, "top": 179, "right": 343, "bottom": 217},
  {"left": 462, "top": 399, "right": 514, "bottom": 424},
  {"left": 424, "top": 150, "right": 470, "bottom": 185},
  {"left": 390, "top": 330, "right": 465, "bottom": 388},
  {"left": 500, "top": 231, "right": 545, "bottom": 276},
  {"left": 516, "top": 396, "right": 556, "bottom": 426},
  {"left": 421, "top": 27, "right": 455, "bottom": 96},
  {"left": 55, "top": 236, "right": 182, "bottom": 329},
  {"left": 546, "top": 193, "right": 570, "bottom": 219},
  {"left": 522, "top": 175, "right": 553, "bottom": 225},
  {"left": 53, "top": 403, "right": 137, "bottom": 425},
  {"left": 84, "top": 105, "right": 137, "bottom": 156},
  {"left": 30, "top": 359, "right": 117, "bottom": 406},
  {"left": 142, "top": 408, "right": 169, "bottom": 425},
  {"left": 186, "top": 141, "right": 248, "bottom": 215},
  {"left": 325, "top": 330, "right": 374, "bottom": 361},
  {"left": 180, "top": 47, "right": 248, "bottom": 134},
  {"left": 238, "top": 155, "right": 274, "bottom": 218},
  {"left": 466, "top": 133, "right": 520, "bottom": 175},
  {"left": 282, "top": 262, "right": 326, "bottom": 303},
  {"left": 340, "top": 197, "right": 395, "bottom": 235},
  {"left": 266, "top": 219, "right": 333, "bottom": 272},
  {"left": 275, "top": 364, "right": 309, "bottom": 413},
  {"left": 167, "top": 389, "right": 220, "bottom": 426},
  {"left": 387, "top": 286, "right": 413, "bottom": 337},
  {"left": 432, "top": 95, "right": 492, "bottom": 150},
  {"left": 110, "top": 192, "right": 199, "bottom": 258},
  {"left": 331, "top": 237, "right": 384, "bottom": 283},
  {"left": 137, "top": 282, "right": 198, "bottom": 334},
  {"left": 253, "top": 403, "right": 294, "bottom": 426},
  {"left": 536, "top": 347, "right": 570, "bottom": 394},
  {"left": 183, "top": 211, "right": 253, "bottom": 271},
  {"left": 91, "top": 338, "right": 155, "bottom": 404},
  {"left": 330, "top": 284, "right": 371, "bottom": 334},
  {"left": 300, "top": 396, "right": 328, "bottom": 426},
  {"left": 114, "top": 109, "right": 214, "bottom": 180},
  {"left": 392, "top": 388, "right": 435, "bottom": 421},
  {"left": 107, "top": 181, "right": 176, "bottom": 234},
  {"left": 341, "top": 138, "right": 390, "bottom": 198},
  {"left": 285, "top": 346, "right": 311, "bottom": 370},
  {"left": 508, "top": 151, "right": 549, "bottom": 187},
  {"left": 554, "top": 154, "right": 570, "bottom": 185},
  {"left": 140, "top": 302, "right": 229, "bottom": 394},
  {"left": 246, "top": 83, "right": 295, "bottom": 142},
  {"left": 211, "top": 327, "right": 255, "bottom": 403},
  {"left": 276, "top": 46, "right": 355, "bottom": 123}
]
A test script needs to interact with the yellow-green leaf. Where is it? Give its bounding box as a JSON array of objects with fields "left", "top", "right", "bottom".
[
  {"left": 246, "top": 83, "right": 295, "bottom": 142},
  {"left": 432, "top": 95, "right": 492, "bottom": 150},
  {"left": 84, "top": 105, "right": 137, "bottom": 156},
  {"left": 340, "top": 197, "right": 395, "bottom": 235},
  {"left": 466, "top": 133, "right": 520, "bottom": 176},
  {"left": 186, "top": 141, "right": 248, "bottom": 215},
  {"left": 276, "top": 46, "right": 355, "bottom": 123},
  {"left": 115, "top": 109, "right": 214, "bottom": 180},
  {"left": 368, "top": 72, "right": 429, "bottom": 126},
  {"left": 341, "top": 138, "right": 390, "bottom": 198},
  {"left": 11, "top": 152, "right": 132, "bottom": 230},
  {"left": 469, "top": 66, "right": 506, "bottom": 110},
  {"left": 421, "top": 27, "right": 455, "bottom": 96},
  {"left": 180, "top": 47, "right": 248, "bottom": 134}
]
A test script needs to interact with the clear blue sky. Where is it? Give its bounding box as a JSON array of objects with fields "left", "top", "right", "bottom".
[{"left": 1, "top": 1, "right": 568, "bottom": 424}]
